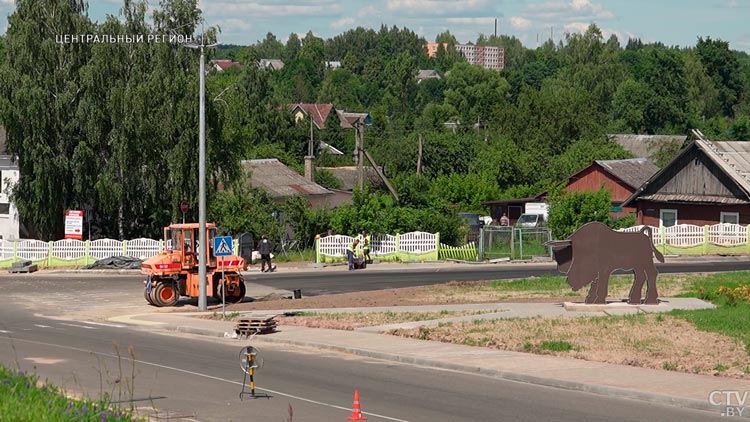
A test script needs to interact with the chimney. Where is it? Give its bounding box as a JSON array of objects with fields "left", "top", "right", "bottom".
[{"left": 304, "top": 155, "right": 315, "bottom": 181}]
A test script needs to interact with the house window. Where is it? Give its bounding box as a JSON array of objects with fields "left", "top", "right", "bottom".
[
  {"left": 0, "top": 203, "right": 9, "bottom": 215},
  {"left": 660, "top": 209, "right": 677, "bottom": 227},
  {"left": 720, "top": 212, "right": 739, "bottom": 224}
]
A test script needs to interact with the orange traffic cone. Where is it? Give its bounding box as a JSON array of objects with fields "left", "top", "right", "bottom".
[{"left": 347, "top": 389, "right": 367, "bottom": 421}]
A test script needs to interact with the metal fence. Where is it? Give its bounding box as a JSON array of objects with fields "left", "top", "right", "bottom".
[{"left": 479, "top": 227, "right": 553, "bottom": 261}]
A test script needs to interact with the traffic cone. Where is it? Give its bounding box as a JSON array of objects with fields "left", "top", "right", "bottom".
[{"left": 347, "top": 389, "right": 367, "bottom": 421}]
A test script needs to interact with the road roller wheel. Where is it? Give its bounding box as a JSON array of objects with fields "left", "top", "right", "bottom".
[{"left": 153, "top": 282, "right": 179, "bottom": 307}]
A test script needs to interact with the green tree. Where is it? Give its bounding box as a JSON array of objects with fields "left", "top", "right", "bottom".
[
  {"left": 696, "top": 37, "right": 745, "bottom": 116},
  {"left": 547, "top": 188, "right": 612, "bottom": 239},
  {"left": 547, "top": 187, "right": 612, "bottom": 239},
  {"left": 0, "top": 0, "right": 92, "bottom": 239}
]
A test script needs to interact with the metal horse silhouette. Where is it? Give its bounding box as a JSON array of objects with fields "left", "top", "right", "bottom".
[{"left": 547, "top": 222, "right": 664, "bottom": 305}]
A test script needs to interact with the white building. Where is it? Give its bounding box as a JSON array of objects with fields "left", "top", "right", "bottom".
[{"left": 0, "top": 128, "right": 19, "bottom": 240}]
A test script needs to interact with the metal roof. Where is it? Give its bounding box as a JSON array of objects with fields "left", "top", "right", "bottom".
[{"left": 241, "top": 159, "right": 332, "bottom": 198}]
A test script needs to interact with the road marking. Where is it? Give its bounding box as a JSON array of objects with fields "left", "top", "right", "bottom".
[
  {"left": 77, "top": 321, "right": 125, "bottom": 328},
  {"left": 0, "top": 329, "right": 11, "bottom": 334},
  {"left": 33, "top": 324, "right": 54, "bottom": 329},
  {"left": 4, "top": 337, "right": 413, "bottom": 422},
  {"left": 59, "top": 323, "right": 97, "bottom": 330}
]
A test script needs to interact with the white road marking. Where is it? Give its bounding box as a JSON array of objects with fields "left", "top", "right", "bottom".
[
  {"left": 4, "top": 337, "right": 413, "bottom": 422},
  {"left": 76, "top": 321, "right": 125, "bottom": 328},
  {"left": 59, "top": 323, "right": 97, "bottom": 330},
  {"left": 33, "top": 324, "right": 54, "bottom": 329},
  {"left": 0, "top": 329, "right": 11, "bottom": 333}
]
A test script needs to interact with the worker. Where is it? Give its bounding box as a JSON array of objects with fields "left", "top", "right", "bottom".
[
  {"left": 362, "top": 232, "right": 371, "bottom": 263},
  {"left": 347, "top": 238, "right": 359, "bottom": 271},
  {"left": 259, "top": 235, "right": 274, "bottom": 272}
]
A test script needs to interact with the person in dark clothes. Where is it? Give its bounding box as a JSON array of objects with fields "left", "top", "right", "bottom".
[{"left": 259, "top": 235, "right": 274, "bottom": 272}]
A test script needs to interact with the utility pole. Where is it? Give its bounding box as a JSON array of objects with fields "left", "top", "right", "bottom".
[
  {"left": 355, "top": 121, "right": 364, "bottom": 191},
  {"left": 186, "top": 33, "right": 219, "bottom": 312}
]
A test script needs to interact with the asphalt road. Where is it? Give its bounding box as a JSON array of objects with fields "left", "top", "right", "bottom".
[
  {"left": 0, "top": 304, "right": 725, "bottom": 422},
  {"left": 244, "top": 259, "right": 750, "bottom": 295}
]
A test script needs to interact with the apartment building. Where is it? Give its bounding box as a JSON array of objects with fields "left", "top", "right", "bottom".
[{"left": 425, "top": 42, "right": 505, "bottom": 71}]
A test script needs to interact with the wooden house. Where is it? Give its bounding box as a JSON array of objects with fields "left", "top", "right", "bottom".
[
  {"left": 622, "top": 137, "right": 750, "bottom": 226},
  {"left": 482, "top": 158, "right": 657, "bottom": 224},
  {"left": 559, "top": 158, "right": 658, "bottom": 219}
]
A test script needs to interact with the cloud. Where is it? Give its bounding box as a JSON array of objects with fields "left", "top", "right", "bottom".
[
  {"left": 445, "top": 17, "right": 497, "bottom": 25},
  {"left": 510, "top": 16, "right": 532, "bottom": 30},
  {"left": 563, "top": 21, "right": 623, "bottom": 42},
  {"left": 330, "top": 17, "right": 355, "bottom": 30},
  {"left": 385, "top": 0, "right": 489, "bottom": 14},
  {"left": 358, "top": 5, "right": 377, "bottom": 18},
  {"left": 723, "top": 0, "right": 750, "bottom": 7},
  {"left": 199, "top": 1, "right": 340, "bottom": 17},
  {"left": 524, "top": 0, "right": 615, "bottom": 21},
  {"left": 218, "top": 18, "right": 252, "bottom": 32}
]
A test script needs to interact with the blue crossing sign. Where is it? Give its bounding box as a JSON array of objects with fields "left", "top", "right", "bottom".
[{"left": 213, "top": 236, "right": 234, "bottom": 257}]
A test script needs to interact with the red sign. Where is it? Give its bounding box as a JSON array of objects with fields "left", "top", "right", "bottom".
[
  {"left": 180, "top": 200, "right": 189, "bottom": 214},
  {"left": 64, "top": 210, "right": 84, "bottom": 240}
]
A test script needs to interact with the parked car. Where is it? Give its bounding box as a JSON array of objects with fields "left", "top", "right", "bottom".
[
  {"left": 516, "top": 213, "right": 545, "bottom": 228},
  {"left": 458, "top": 212, "right": 484, "bottom": 243}
]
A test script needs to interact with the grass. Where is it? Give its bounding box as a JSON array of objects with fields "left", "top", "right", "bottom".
[
  {"left": 669, "top": 303, "right": 750, "bottom": 353},
  {"left": 0, "top": 365, "right": 140, "bottom": 421}
]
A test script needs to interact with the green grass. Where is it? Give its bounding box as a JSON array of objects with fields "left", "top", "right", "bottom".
[
  {"left": 524, "top": 340, "right": 578, "bottom": 352},
  {"left": 0, "top": 365, "right": 140, "bottom": 421},
  {"left": 673, "top": 271, "right": 749, "bottom": 300},
  {"left": 669, "top": 303, "right": 750, "bottom": 353}
]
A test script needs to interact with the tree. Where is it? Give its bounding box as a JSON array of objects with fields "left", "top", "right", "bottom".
[
  {"left": 547, "top": 187, "right": 611, "bottom": 239},
  {"left": 0, "top": 0, "right": 93, "bottom": 239},
  {"left": 696, "top": 37, "right": 745, "bottom": 116}
]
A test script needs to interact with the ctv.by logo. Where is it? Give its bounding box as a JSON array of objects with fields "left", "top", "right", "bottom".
[{"left": 709, "top": 390, "right": 748, "bottom": 417}]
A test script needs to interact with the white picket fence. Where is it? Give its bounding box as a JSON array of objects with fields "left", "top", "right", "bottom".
[
  {"left": 620, "top": 223, "right": 749, "bottom": 248},
  {"left": 0, "top": 238, "right": 166, "bottom": 264},
  {"left": 316, "top": 231, "right": 438, "bottom": 262}
]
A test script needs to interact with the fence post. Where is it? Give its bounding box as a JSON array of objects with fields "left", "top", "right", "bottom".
[
  {"left": 435, "top": 232, "right": 440, "bottom": 260},
  {"left": 123, "top": 240, "right": 127, "bottom": 256},
  {"left": 315, "top": 236, "right": 320, "bottom": 264},
  {"left": 510, "top": 228, "right": 515, "bottom": 260},
  {"left": 747, "top": 225, "right": 750, "bottom": 255},
  {"left": 395, "top": 233, "right": 401, "bottom": 262},
  {"left": 47, "top": 241, "right": 53, "bottom": 267},
  {"left": 703, "top": 225, "right": 709, "bottom": 255},
  {"left": 478, "top": 228, "right": 485, "bottom": 261},
  {"left": 85, "top": 240, "right": 91, "bottom": 265},
  {"left": 12, "top": 240, "right": 17, "bottom": 262},
  {"left": 519, "top": 229, "right": 524, "bottom": 260},
  {"left": 660, "top": 226, "right": 666, "bottom": 255}
]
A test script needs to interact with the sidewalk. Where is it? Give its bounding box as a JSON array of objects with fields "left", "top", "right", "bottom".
[{"left": 110, "top": 299, "right": 750, "bottom": 418}]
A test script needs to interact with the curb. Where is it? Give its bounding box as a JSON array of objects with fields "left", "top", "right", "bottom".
[{"left": 155, "top": 323, "right": 724, "bottom": 416}]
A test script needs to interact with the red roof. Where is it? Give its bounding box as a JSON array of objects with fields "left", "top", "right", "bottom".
[
  {"left": 210, "top": 59, "right": 242, "bottom": 70},
  {"left": 289, "top": 103, "right": 334, "bottom": 129}
]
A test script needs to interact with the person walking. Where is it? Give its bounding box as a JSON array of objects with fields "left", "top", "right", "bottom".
[
  {"left": 259, "top": 235, "right": 274, "bottom": 272},
  {"left": 362, "top": 232, "right": 371, "bottom": 263},
  {"left": 347, "top": 238, "right": 359, "bottom": 271}
]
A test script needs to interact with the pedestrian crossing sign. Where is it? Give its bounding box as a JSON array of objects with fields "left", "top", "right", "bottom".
[{"left": 213, "top": 236, "right": 233, "bottom": 257}]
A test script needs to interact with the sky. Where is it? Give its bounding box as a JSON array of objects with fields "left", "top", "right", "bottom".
[{"left": 1, "top": 0, "right": 749, "bottom": 52}]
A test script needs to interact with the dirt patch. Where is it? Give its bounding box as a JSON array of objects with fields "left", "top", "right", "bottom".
[{"left": 275, "top": 310, "right": 501, "bottom": 330}]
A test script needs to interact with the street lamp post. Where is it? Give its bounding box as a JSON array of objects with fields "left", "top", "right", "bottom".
[{"left": 186, "top": 37, "right": 219, "bottom": 311}]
